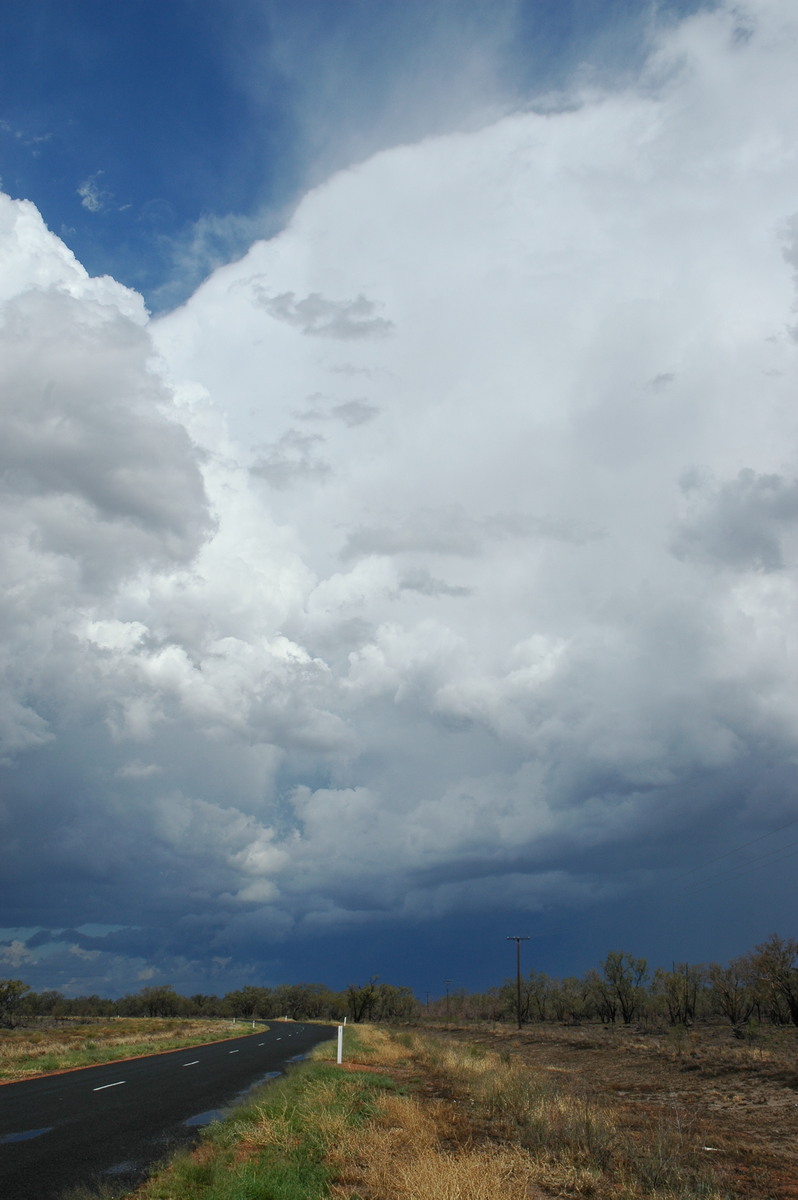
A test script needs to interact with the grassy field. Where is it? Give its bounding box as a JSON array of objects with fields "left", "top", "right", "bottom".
[
  {"left": 0, "top": 1017, "right": 258, "bottom": 1082},
  {"left": 440, "top": 1021, "right": 798, "bottom": 1199},
  {"left": 116, "top": 1023, "right": 741, "bottom": 1200},
  {"left": 14, "top": 1019, "right": 798, "bottom": 1197}
]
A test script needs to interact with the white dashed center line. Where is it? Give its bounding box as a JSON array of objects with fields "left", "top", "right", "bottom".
[
  {"left": 93, "top": 1081, "right": 126, "bottom": 1092},
  {"left": 229, "top": 1049, "right": 239, "bottom": 1054},
  {"left": 183, "top": 1060, "right": 200, "bottom": 1066}
]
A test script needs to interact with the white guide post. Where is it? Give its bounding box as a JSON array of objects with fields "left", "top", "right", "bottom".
[{"left": 337, "top": 1023, "right": 344, "bottom": 1064}]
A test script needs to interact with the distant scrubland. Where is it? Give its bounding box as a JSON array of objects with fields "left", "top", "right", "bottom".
[{"left": 3, "top": 932, "right": 798, "bottom": 1034}]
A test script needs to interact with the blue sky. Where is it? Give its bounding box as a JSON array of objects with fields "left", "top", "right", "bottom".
[
  {"left": 2, "top": 0, "right": 301, "bottom": 303},
  {"left": 1, "top": 0, "right": 700, "bottom": 308},
  {"left": 3, "top": 0, "right": 798, "bottom": 1002}
]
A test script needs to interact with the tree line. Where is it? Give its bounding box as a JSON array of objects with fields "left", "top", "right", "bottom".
[
  {"left": 431, "top": 934, "right": 798, "bottom": 1033},
  {"left": 0, "top": 977, "right": 416, "bottom": 1028},
  {"left": 2, "top": 933, "right": 797, "bottom": 1032}
]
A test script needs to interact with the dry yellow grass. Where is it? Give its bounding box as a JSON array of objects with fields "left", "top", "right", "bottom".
[
  {"left": 0, "top": 1018, "right": 245, "bottom": 1081},
  {"left": 321, "top": 1025, "right": 728, "bottom": 1200},
  {"left": 343, "top": 1139, "right": 538, "bottom": 1200},
  {"left": 122, "top": 1022, "right": 734, "bottom": 1199},
  {"left": 312, "top": 1023, "right": 419, "bottom": 1068},
  {"left": 328, "top": 1084, "right": 537, "bottom": 1200}
]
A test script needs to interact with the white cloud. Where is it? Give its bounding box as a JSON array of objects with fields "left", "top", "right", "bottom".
[
  {"left": 0, "top": 196, "right": 89, "bottom": 300},
  {"left": 1, "top": 939, "right": 36, "bottom": 968},
  {"left": 77, "top": 172, "right": 111, "bottom": 214},
  {"left": 152, "top": 208, "right": 278, "bottom": 312},
  {"left": 253, "top": 289, "right": 394, "bottom": 339},
  {"left": 4, "top": 0, "right": 798, "bottom": 990},
  {"left": 149, "top": 0, "right": 798, "bottom": 934},
  {"left": 69, "top": 944, "right": 99, "bottom": 961}
]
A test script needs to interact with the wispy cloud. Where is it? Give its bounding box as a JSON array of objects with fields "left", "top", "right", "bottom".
[
  {"left": 77, "top": 171, "right": 111, "bottom": 213},
  {"left": 253, "top": 289, "right": 393, "bottom": 339}
]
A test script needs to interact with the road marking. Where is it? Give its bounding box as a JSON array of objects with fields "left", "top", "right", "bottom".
[
  {"left": 229, "top": 1049, "right": 239, "bottom": 1054},
  {"left": 258, "top": 1042, "right": 265, "bottom": 1046},
  {"left": 93, "top": 1081, "right": 126, "bottom": 1091},
  {"left": 183, "top": 1060, "right": 200, "bottom": 1066}
]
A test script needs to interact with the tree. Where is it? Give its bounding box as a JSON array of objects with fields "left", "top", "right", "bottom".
[
  {"left": 67, "top": 994, "right": 115, "bottom": 1018},
  {"left": 748, "top": 934, "right": 798, "bottom": 1027},
  {"left": 272, "top": 983, "right": 340, "bottom": 1021},
  {"left": 117, "top": 991, "right": 146, "bottom": 1017},
  {"left": 224, "top": 986, "right": 273, "bottom": 1020},
  {"left": 20, "top": 989, "right": 64, "bottom": 1018},
  {"left": 599, "top": 952, "right": 649, "bottom": 1024},
  {"left": 550, "top": 976, "right": 593, "bottom": 1024},
  {"left": 652, "top": 963, "right": 704, "bottom": 1026},
  {"left": 587, "top": 967, "right": 618, "bottom": 1024},
  {"left": 499, "top": 977, "right": 531, "bottom": 1026},
  {"left": 137, "top": 985, "right": 182, "bottom": 1017},
  {"left": 347, "top": 979, "right": 379, "bottom": 1023},
  {"left": 372, "top": 983, "right": 418, "bottom": 1022},
  {"left": 497, "top": 970, "right": 551, "bottom": 1025},
  {"left": 0, "top": 978, "right": 30, "bottom": 1027},
  {"left": 708, "top": 959, "right": 755, "bottom": 1031},
  {"left": 294, "top": 983, "right": 343, "bottom": 1020},
  {"left": 525, "top": 971, "right": 553, "bottom": 1022},
  {"left": 189, "top": 994, "right": 222, "bottom": 1016}
]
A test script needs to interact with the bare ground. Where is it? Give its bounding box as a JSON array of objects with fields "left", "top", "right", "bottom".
[{"left": 434, "top": 1022, "right": 798, "bottom": 1199}]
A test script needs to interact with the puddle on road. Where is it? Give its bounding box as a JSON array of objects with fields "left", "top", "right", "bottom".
[
  {"left": 184, "top": 1070, "right": 284, "bottom": 1129},
  {"left": 105, "top": 1159, "right": 143, "bottom": 1176},
  {"left": 184, "top": 1109, "right": 225, "bottom": 1127},
  {"left": 0, "top": 1127, "right": 53, "bottom": 1144}
]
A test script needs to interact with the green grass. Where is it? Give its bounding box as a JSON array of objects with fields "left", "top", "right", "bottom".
[
  {"left": 65, "top": 1025, "right": 732, "bottom": 1200},
  {"left": 308, "top": 1023, "right": 370, "bottom": 1062},
  {"left": 143, "top": 1150, "right": 331, "bottom": 1200},
  {"left": 134, "top": 1049, "right": 400, "bottom": 1200}
]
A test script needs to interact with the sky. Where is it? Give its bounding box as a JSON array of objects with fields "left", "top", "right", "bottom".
[{"left": 2, "top": 0, "right": 798, "bottom": 1001}]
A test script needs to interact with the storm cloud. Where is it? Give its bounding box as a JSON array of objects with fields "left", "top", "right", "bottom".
[{"left": 3, "top": 0, "right": 798, "bottom": 996}]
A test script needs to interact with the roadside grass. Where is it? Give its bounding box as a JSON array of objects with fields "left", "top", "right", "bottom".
[
  {"left": 120, "top": 1024, "right": 729, "bottom": 1200},
  {"left": 324, "top": 1029, "right": 727, "bottom": 1199},
  {"left": 0, "top": 1019, "right": 259, "bottom": 1081},
  {"left": 131, "top": 1056, "right": 402, "bottom": 1200}
]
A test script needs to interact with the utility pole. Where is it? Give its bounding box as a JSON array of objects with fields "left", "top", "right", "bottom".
[
  {"left": 507, "top": 936, "right": 529, "bottom": 1030},
  {"left": 444, "top": 979, "right": 452, "bottom": 1023}
]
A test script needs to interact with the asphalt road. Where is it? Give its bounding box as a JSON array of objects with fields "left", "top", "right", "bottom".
[{"left": 0, "top": 1021, "right": 336, "bottom": 1199}]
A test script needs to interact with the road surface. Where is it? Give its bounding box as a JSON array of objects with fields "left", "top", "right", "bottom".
[{"left": 0, "top": 1021, "right": 336, "bottom": 1199}]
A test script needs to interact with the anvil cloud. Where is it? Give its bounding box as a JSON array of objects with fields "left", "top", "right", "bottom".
[{"left": 3, "top": 0, "right": 798, "bottom": 996}]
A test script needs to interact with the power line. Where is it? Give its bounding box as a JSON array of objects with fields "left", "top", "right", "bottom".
[
  {"left": 678, "top": 811, "right": 798, "bottom": 880},
  {"left": 684, "top": 835, "right": 798, "bottom": 896}
]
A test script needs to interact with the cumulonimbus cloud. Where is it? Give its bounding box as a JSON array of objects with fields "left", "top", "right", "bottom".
[{"left": 3, "top": 0, "right": 798, "bottom": 995}]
